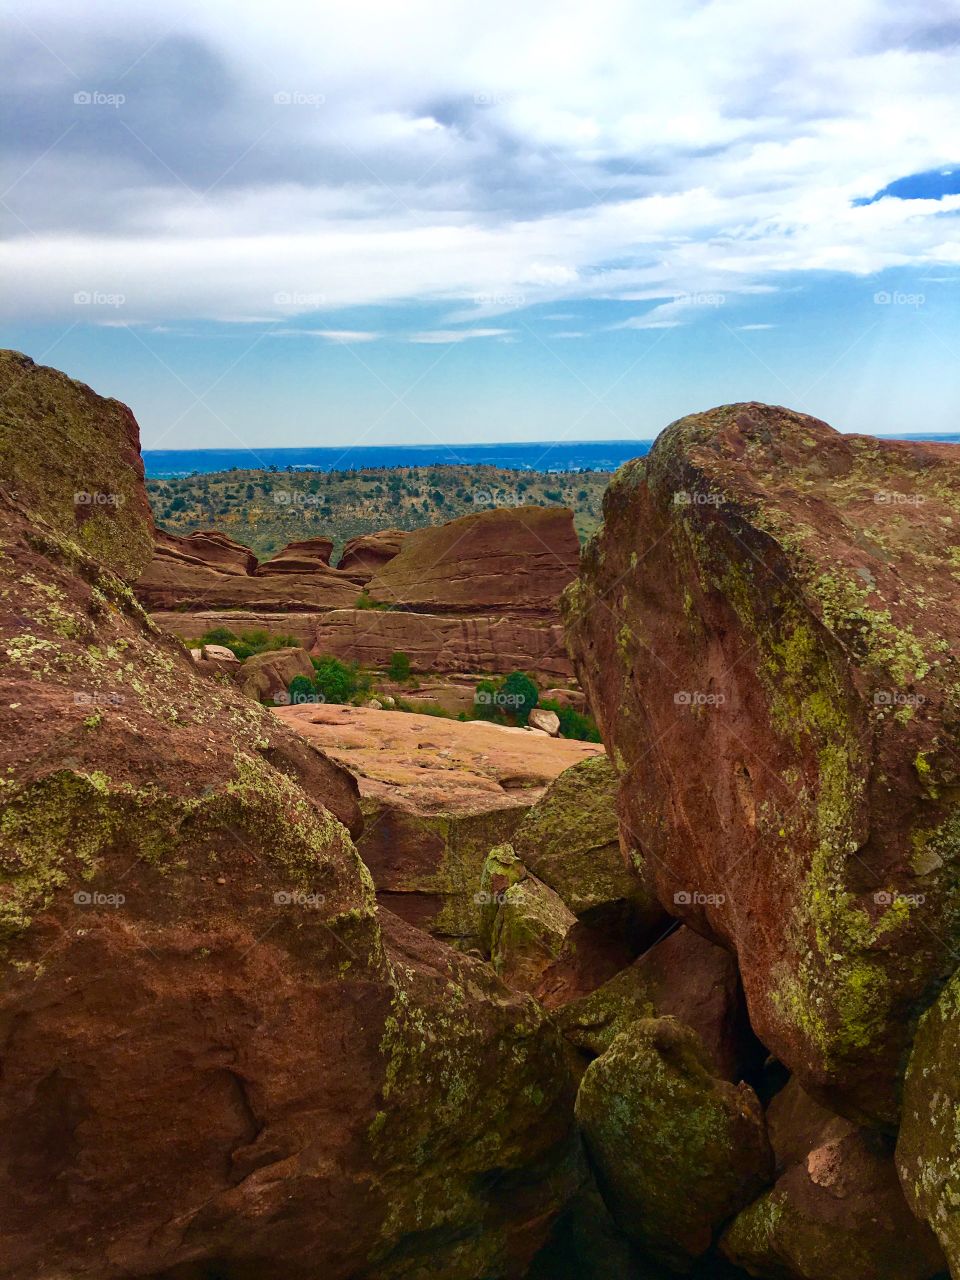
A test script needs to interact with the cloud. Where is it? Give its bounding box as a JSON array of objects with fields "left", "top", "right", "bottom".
[
  {"left": 1, "top": 0, "right": 959, "bottom": 328},
  {"left": 737, "top": 323, "right": 777, "bottom": 330},
  {"left": 407, "top": 327, "right": 513, "bottom": 344}
]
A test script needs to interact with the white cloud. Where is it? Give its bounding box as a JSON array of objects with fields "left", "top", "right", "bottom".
[
  {"left": 407, "top": 328, "right": 513, "bottom": 344},
  {"left": 2, "top": 0, "right": 959, "bottom": 325}
]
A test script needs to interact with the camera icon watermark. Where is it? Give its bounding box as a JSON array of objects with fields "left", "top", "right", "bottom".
[
  {"left": 674, "top": 690, "right": 726, "bottom": 708},
  {"left": 73, "top": 90, "right": 125, "bottom": 108},
  {"left": 874, "top": 889, "right": 925, "bottom": 907},
  {"left": 874, "top": 290, "right": 924, "bottom": 308},
  {"left": 74, "top": 490, "right": 125, "bottom": 506},
  {"left": 74, "top": 890, "right": 125, "bottom": 906},
  {"left": 874, "top": 690, "right": 925, "bottom": 708},
  {"left": 673, "top": 490, "right": 723, "bottom": 507},
  {"left": 473, "top": 889, "right": 508, "bottom": 905},
  {"left": 274, "top": 890, "right": 326, "bottom": 908},
  {"left": 273, "top": 90, "right": 326, "bottom": 107},
  {"left": 674, "top": 889, "right": 726, "bottom": 906}
]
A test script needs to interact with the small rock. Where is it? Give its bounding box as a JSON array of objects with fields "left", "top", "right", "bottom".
[
  {"left": 380, "top": 695, "right": 396, "bottom": 708},
  {"left": 366, "top": 698, "right": 382, "bottom": 710},
  {"left": 202, "top": 643, "right": 240, "bottom": 663},
  {"left": 189, "top": 647, "right": 202, "bottom": 662},
  {"left": 528, "top": 708, "right": 561, "bottom": 736}
]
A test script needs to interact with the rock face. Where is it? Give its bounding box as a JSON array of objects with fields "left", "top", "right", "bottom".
[
  {"left": 575, "top": 1017, "right": 772, "bottom": 1270},
  {"left": 0, "top": 354, "right": 581, "bottom": 1280},
  {"left": 256, "top": 536, "right": 334, "bottom": 572},
  {"left": 0, "top": 349, "right": 154, "bottom": 581},
  {"left": 556, "top": 925, "right": 753, "bottom": 1081},
  {"left": 337, "top": 528, "right": 408, "bottom": 581},
  {"left": 897, "top": 969, "right": 960, "bottom": 1271},
  {"left": 564, "top": 401, "right": 960, "bottom": 1126},
  {"left": 136, "top": 529, "right": 358, "bottom": 613},
  {"left": 152, "top": 608, "right": 320, "bottom": 647},
  {"left": 722, "top": 1088, "right": 945, "bottom": 1280},
  {"left": 272, "top": 703, "right": 603, "bottom": 946},
  {"left": 238, "top": 645, "right": 315, "bottom": 703},
  {"left": 366, "top": 506, "right": 580, "bottom": 615},
  {"left": 312, "top": 607, "right": 573, "bottom": 678}
]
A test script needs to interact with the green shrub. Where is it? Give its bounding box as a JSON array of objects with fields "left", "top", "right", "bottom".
[
  {"left": 387, "top": 651, "right": 411, "bottom": 681},
  {"left": 502, "top": 671, "right": 539, "bottom": 725},
  {"left": 539, "top": 697, "right": 602, "bottom": 742},
  {"left": 311, "top": 655, "right": 368, "bottom": 705},
  {"left": 287, "top": 674, "right": 317, "bottom": 705},
  {"left": 473, "top": 677, "right": 503, "bottom": 722}
]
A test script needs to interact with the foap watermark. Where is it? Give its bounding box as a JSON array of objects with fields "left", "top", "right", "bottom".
[
  {"left": 274, "top": 890, "right": 326, "bottom": 908},
  {"left": 673, "top": 490, "right": 724, "bottom": 507},
  {"left": 473, "top": 91, "right": 509, "bottom": 107},
  {"left": 274, "top": 690, "right": 327, "bottom": 706},
  {"left": 273, "top": 90, "right": 326, "bottom": 107},
  {"left": 74, "top": 490, "right": 125, "bottom": 507},
  {"left": 475, "top": 689, "right": 526, "bottom": 709},
  {"left": 74, "top": 690, "right": 125, "bottom": 708},
  {"left": 274, "top": 290, "right": 326, "bottom": 307},
  {"left": 74, "top": 290, "right": 125, "bottom": 308},
  {"left": 273, "top": 490, "right": 323, "bottom": 507},
  {"left": 874, "top": 690, "right": 925, "bottom": 708},
  {"left": 874, "top": 890, "right": 925, "bottom": 907},
  {"left": 674, "top": 890, "right": 726, "bottom": 907},
  {"left": 873, "top": 490, "right": 925, "bottom": 506},
  {"left": 874, "top": 290, "right": 924, "bottom": 308},
  {"left": 472, "top": 489, "right": 524, "bottom": 507},
  {"left": 74, "top": 89, "right": 125, "bottom": 108},
  {"left": 473, "top": 889, "right": 509, "bottom": 906},
  {"left": 674, "top": 291, "right": 725, "bottom": 308},
  {"left": 74, "top": 890, "right": 125, "bottom": 907},
  {"left": 674, "top": 690, "right": 726, "bottom": 708},
  {"left": 473, "top": 292, "right": 526, "bottom": 308}
]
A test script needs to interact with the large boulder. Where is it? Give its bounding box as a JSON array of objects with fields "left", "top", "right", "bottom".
[
  {"left": 272, "top": 702, "right": 603, "bottom": 947},
  {"left": 239, "top": 645, "right": 315, "bottom": 703},
  {"left": 0, "top": 349, "right": 154, "bottom": 581},
  {"left": 563, "top": 402, "right": 960, "bottom": 1125},
  {"left": 897, "top": 967, "right": 960, "bottom": 1272},
  {"left": 556, "top": 925, "right": 752, "bottom": 1080},
  {"left": 722, "top": 1127, "right": 945, "bottom": 1280},
  {"left": 0, "top": 354, "right": 581, "bottom": 1280},
  {"left": 312, "top": 607, "right": 574, "bottom": 679},
  {"left": 511, "top": 755, "right": 662, "bottom": 936},
  {"left": 575, "top": 1017, "right": 772, "bottom": 1270},
  {"left": 366, "top": 506, "right": 580, "bottom": 615}
]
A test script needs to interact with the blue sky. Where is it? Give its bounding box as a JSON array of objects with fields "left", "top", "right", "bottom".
[{"left": 2, "top": 0, "right": 959, "bottom": 449}]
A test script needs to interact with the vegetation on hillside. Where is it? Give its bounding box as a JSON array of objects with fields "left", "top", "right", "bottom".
[{"left": 147, "top": 463, "right": 611, "bottom": 560}]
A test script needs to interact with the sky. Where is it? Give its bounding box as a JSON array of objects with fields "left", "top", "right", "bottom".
[{"left": 1, "top": 0, "right": 959, "bottom": 450}]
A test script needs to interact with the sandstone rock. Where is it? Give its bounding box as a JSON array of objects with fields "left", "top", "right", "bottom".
[
  {"left": 312, "top": 607, "right": 574, "bottom": 679},
  {"left": 555, "top": 925, "right": 751, "bottom": 1080},
  {"left": 512, "top": 755, "right": 663, "bottom": 937},
  {"left": 722, "top": 1128, "right": 945, "bottom": 1280},
  {"left": 575, "top": 1017, "right": 773, "bottom": 1270},
  {"left": 541, "top": 687, "right": 587, "bottom": 710},
  {"left": 489, "top": 866, "right": 577, "bottom": 994},
  {"left": 0, "top": 348, "right": 154, "bottom": 581},
  {"left": 767, "top": 1077, "right": 852, "bottom": 1173},
  {"left": 366, "top": 505, "right": 580, "bottom": 615},
  {"left": 153, "top": 609, "right": 320, "bottom": 647},
  {"left": 273, "top": 703, "right": 602, "bottom": 945},
  {"left": 563, "top": 401, "right": 960, "bottom": 1125},
  {"left": 897, "top": 967, "right": 960, "bottom": 1272},
  {"left": 256, "top": 536, "right": 334, "bottom": 573},
  {"left": 136, "top": 527, "right": 358, "bottom": 614},
  {"left": 336, "top": 527, "right": 408, "bottom": 580},
  {"left": 0, "top": 353, "right": 580, "bottom": 1279},
  {"left": 529, "top": 707, "right": 561, "bottom": 735},
  {"left": 239, "top": 645, "right": 315, "bottom": 703},
  {"left": 202, "top": 642, "right": 241, "bottom": 663},
  {"left": 367, "top": 697, "right": 382, "bottom": 709}
]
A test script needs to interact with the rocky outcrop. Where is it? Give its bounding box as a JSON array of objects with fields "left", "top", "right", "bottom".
[
  {"left": 365, "top": 506, "right": 580, "bottom": 616},
  {"left": 337, "top": 528, "right": 408, "bottom": 581},
  {"left": 575, "top": 1018, "right": 772, "bottom": 1270},
  {"left": 722, "top": 1080, "right": 945, "bottom": 1280},
  {"left": 272, "top": 703, "right": 603, "bottom": 946},
  {"left": 564, "top": 402, "right": 960, "bottom": 1126},
  {"left": 136, "top": 529, "right": 358, "bottom": 612},
  {"left": 0, "top": 354, "right": 582, "bottom": 1280},
  {"left": 556, "top": 925, "right": 753, "bottom": 1081},
  {"left": 238, "top": 645, "right": 315, "bottom": 703},
  {"left": 897, "top": 968, "right": 960, "bottom": 1271},
  {"left": 312, "top": 608, "right": 573, "bottom": 678},
  {"left": 256, "top": 536, "right": 334, "bottom": 573},
  {"left": 152, "top": 608, "right": 320, "bottom": 647}
]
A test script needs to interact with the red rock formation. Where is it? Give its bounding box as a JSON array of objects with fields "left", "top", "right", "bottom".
[
  {"left": 256, "top": 536, "right": 334, "bottom": 573},
  {"left": 312, "top": 607, "right": 574, "bottom": 677},
  {"left": 0, "top": 353, "right": 581, "bottom": 1280},
  {"left": 564, "top": 401, "right": 960, "bottom": 1126},
  {"left": 337, "top": 528, "right": 408, "bottom": 581},
  {"left": 366, "top": 505, "right": 580, "bottom": 615}
]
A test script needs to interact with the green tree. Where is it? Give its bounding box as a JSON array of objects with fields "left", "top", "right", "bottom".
[
  {"left": 288, "top": 674, "right": 316, "bottom": 705},
  {"left": 502, "top": 671, "right": 539, "bottom": 725},
  {"left": 388, "top": 651, "right": 411, "bottom": 682},
  {"left": 312, "top": 656, "right": 360, "bottom": 704}
]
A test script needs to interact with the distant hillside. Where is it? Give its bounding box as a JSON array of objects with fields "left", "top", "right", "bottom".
[{"left": 147, "top": 463, "right": 612, "bottom": 559}]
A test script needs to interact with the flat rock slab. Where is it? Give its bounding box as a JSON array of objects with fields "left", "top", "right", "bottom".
[{"left": 274, "top": 703, "right": 603, "bottom": 816}]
